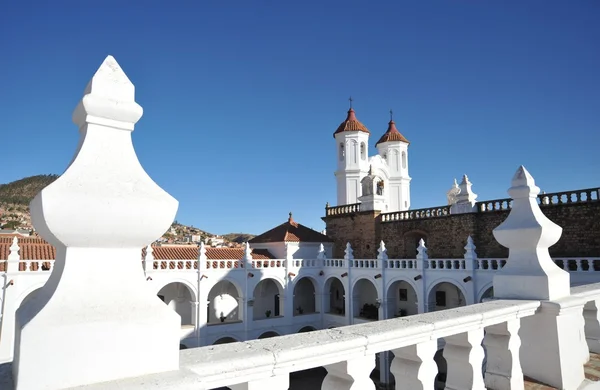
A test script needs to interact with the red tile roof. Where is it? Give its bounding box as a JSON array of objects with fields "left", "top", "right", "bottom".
[
  {"left": 249, "top": 213, "right": 333, "bottom": 244},
  {"left": 0, "top": 238, "right": 275, "bottom": 261},
  {"left": 375, "top": 120, "right": 409, "bottom": 146},
  {"left": 333, "top": 108, "right": 370, "bottom": 138}
]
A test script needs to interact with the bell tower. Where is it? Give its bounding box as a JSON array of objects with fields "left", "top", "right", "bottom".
[
  {"left": 375, "top": 110, "right": 411, "bottom": 212},
  {"left": 334, "top": 98, "right": 371, "bottom": 206}
]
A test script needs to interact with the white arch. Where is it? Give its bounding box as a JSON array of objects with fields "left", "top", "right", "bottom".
[
  {"left": 425, "top": 278, "right": 468, "bottom": 301},
  {"left": 206, "top": 277, "right": 244, "bottom": 299},
  {"left": 385, "top": 276, "right": 419, "bottom": 295},
  {"left": 477, "top": 282, "right": 494, "bottom": 302},
  {"left": 210, "top": 334, "right": 240, "bottom": 345},
  {"left": 295, "top": 325, "right": 318, "bottom": 333},
  {"left": 351, "top": 276, "right": 381, "bottom": 298},
  {"left": 154, "top": 279, "right": 197, "bottom": 297},
  {"left": 252, "top": 275, "right": 285, "bottom": 296}
]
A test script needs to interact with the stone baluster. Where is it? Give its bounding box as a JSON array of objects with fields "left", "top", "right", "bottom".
[
  {"left": 322, "top": 355, "right": 376, "bottom": 390},
  {"left": 483, "top": 319, "right": 524, "bottom": 390},
  {"left": 390, "top": 340, "right": 438, "bottom": 390},
  {"left": 344, "top": 242, "right": 354, "bottom": 317},
  {"left": 582, "top": 299, "right": 600, "bottom": 354},
  {"left": 589, "top": 259, "right": 596, "bottom": 272},
  {"left": 492, "top": 166, "right": 585, "bottom": 389},
  {"left": 443, "top": 329, "right": 486, "bottom": 390},
  {"left": 13, "top": 56, "right": 180, "bottom": 389},
  {"left": 576, "top": 259, "right": 583, "bottom": 272},
  {"left": 230, "top": 376, "right": 290, "bottom": 390}
]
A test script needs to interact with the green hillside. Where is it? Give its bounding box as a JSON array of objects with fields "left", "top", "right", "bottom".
[{"left": 0, "top": 174, "right": 59, "bottom": 205}]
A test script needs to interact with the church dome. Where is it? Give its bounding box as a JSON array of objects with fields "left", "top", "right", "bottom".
[
  {"left": 333, "top": 108, "right": 371, "bottom": 138},
  {"left": 375, "top": 119, "right": 409, "bottom": 146}
]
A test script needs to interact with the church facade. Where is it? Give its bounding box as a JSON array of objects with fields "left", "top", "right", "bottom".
[
  {"left": 326, "top": 106, "right": 600, "bottom": 260},
  {"left": 334, "top": 105, "right": 411, "bottom": 213}
]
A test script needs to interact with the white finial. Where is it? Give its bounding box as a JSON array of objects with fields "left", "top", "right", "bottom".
[
  {"left": 446, "top": 178, "right": 461, "bottom": 205},
  {"left": 8, "top": 236, "right": 20, "bottom": 261},
  {"left": 15, "top": 56, "right": 180, "bottom": 388},
  {"left": 144, "top": 245, "right": 154, "bottom": 261},
  {"left": 344, "top": 242, "right": 354, "bottom": 260},
  {"left": 464, "top": 236, "right": 477, "bottom": 259},
  {"left": 451, "top": 174, "right": 478, "bottom": 213},
  {"left": 493, "top": 166, "right": 568, "bottom": 300},
  {"left": 198, "top": 240, "right": 207, "bottom": 260},
  {"left": 317, "top": 243, "right": 327, "bottom": 260},
  {"left": 377, "top": 240, "right": 388, "bottom": 260},
  {"left": 416, "top": 239, "right": 428, "bottom": 260},
  {"left": 73, "top": 55, "right": 143, "bottom": 131},
  {"left": 244, "top": 242, "right": 253, "bottom": 261}
]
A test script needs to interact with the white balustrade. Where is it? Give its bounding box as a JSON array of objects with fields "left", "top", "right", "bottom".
[{"left": 38, "top": 298, "right": 546, "bottom": 390}]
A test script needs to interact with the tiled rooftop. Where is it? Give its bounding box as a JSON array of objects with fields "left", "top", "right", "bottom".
[{"left": 249, "top": 213, "right": 333, "bottom": 244}]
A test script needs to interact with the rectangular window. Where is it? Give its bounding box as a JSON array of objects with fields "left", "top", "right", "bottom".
[
  {"left": 399, "top": 288, "right": 408, "bottom": 301},
  {"left": 436, "top": 291, "right": 446, "bottom": 307}
]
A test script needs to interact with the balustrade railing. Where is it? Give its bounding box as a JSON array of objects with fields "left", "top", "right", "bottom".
[
  {"left": 323, "top": 259, "right": 347, "bottom": 268},
  {"left": 426, "top": 258, "right": 466, "bottom": 270},
  {"left": 292, "top": 259, "right": 321, "bottom": 267},
  {"left": 381, "top": 205, "right": 450, "bottom": 222},
  {"left": 475, "top": 259, "right": 506, "bottom": 270},
  {"left": 325, "top": 202, "right": 361, "bottom": 216},
  {"left": 350, "top": 259, "right": 380, "bottom": 268},
  {"left": 385, "top": 259, "right": 417, "bottom": 269},
  {"left": 478, "top": 187, "right": 600, "bottom": 213},
  {"left": 206, "top": 260, "right": 244, "bottom": 269},
  {"left": 19, "top": 260, "right": 53, "bottom": 272},
  {"left": 251, "top": 259, "right": 285, "bottom": 269},
  {"left": 72, "top": 299, "right": 546, "bottom": 390}
]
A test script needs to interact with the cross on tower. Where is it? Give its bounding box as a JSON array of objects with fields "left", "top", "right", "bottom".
[
  {"left": 390, "top": 109, "right": 393, "bottom": 121},
  {"left": 349, "top": 96, "right": 353, "bottom": 109}
]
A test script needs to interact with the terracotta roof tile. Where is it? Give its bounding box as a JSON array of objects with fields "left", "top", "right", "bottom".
[
  {"left": 333, "top": 108, "right": 370, "bottom": 138},
  {"left": 375, "top": 120, "right": 409, "bottom": 146},
  {"left": 0, "top": 238, "right": 275, "bottom": 262},
  {"left": 249, "top": 213, "right": 333, "bottom": 244}
]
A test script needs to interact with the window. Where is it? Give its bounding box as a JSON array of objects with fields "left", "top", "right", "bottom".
[
  {"left": 360, "top": 142, "right": 366, "bottom": 160},
  {"left": 402, "top": 151, "right": 407, "bottom": 169},
  {"left": 399, "top": 288, "right": 408, "bottom": 301},
  {"left": 383, "top": 152, "right": 387, "bottom": 161},
  {"left": 435, "top": 291, "right": 446, "bottom": 307},
  {"left": 339, "top": 143, "right": 345, "bottom": 161}
]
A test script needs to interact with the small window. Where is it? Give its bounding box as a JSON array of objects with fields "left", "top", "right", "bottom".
[
  {"left": 435, "top": 291, "right": 446, "bottom": 307},
  {"left": 399, "top": 288, "right": 408, "bottom": 301},
  {"left": 402, "top": 151, "right": 407, "bottom": 169},
  {"left": 383, "top": 152, "right": 387, "bottom": 160},
  {"left": 339, "top": 143, "right": 345, "bottom": 161},
  {"left": 360, "top": 142, "right": 366, "bottom": 160}
]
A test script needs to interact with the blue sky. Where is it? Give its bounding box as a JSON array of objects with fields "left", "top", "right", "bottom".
[{"left": 1, "top": 1, "right": 599, "bottom": 235}]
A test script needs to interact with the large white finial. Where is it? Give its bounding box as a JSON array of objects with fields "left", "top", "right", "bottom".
[
  {"left": 15, "top": 56, "right": 180, "bottom": 389},
  {"left": 493, "top": 166, "right": 568, "bottom": 300},
  {"left": 198, "top": 240, "right": 207, "bottom": 260},
  {"left": 446, "top": 178, "right": 461, "bottom": 206},
  {"left": 377, "top": 240, "right": 388, "bottom": 260},
  {"left": 450, "top": 174, "right": 478, "bottom": 213},
  {"left": 344, "top": 242, "right": 354, "bottom": 260}
]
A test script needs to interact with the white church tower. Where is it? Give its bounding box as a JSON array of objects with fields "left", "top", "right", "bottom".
[
  {"left": 375, "top": 111, "right": 411, "bottom": 211},
  {"left": 334, "top": 99, "right": 371, "bottom": 205}
]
